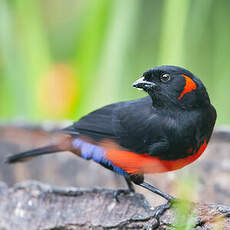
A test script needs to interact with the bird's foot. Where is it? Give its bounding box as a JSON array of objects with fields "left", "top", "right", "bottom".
[
  {"left": 113, "top": 188, "right": 134, "bottom": 202},
  {"left": 144, "top": 201, "right": 173, "bottom": 230},
  {"left": 154, "top": 201, "right": 172, "bottom": 219}
]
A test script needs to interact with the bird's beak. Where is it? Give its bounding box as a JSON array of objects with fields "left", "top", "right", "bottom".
[{"left": 132, "top": 77, "right": 156, "bottom": 91}]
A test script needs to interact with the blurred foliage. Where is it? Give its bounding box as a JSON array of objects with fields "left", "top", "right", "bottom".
[
  {"left": 0, "top": 0, "right": 229, "bottom": 124},
  {"left": 173, "top": 174, "right": 198, "bottom": 229},
  {"left": 172, "top": 173, "right": 225, "bottom": 229}
]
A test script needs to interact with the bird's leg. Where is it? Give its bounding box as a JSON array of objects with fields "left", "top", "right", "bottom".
[
  {"left": 129, "top": 174, "right": 175, "bottom": 221},
  {"left": 114, "top": 176, "right": 135, "bottom": 202},
  {"left": 125, "top": 176, "right": 135, "bottom": 192},
  {"left": 139, "top": 181, "right": 174, "bottom": 201},
  {"left": 139, "top": 181, "right": 175, "bottom": 220}
]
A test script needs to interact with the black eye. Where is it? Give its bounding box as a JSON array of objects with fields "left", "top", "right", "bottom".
[{"left": 160, "top": 73, "right": 170, "bottom": 82}]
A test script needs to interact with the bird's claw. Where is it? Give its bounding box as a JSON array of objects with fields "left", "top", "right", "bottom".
[
  {"left": 153, "top": 201, "right": 172, "bottom": 219},
  {"left": 113, "top": 189, "right": 134, "bottom": 202},
  {"left": 144, "top": 201, "right": 172, "bottom": 229}
]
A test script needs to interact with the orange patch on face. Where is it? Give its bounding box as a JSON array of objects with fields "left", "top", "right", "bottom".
[
  {"left": 178, "top": 74, "right": 197, "bottom": 100},
  {"left": 105, "top": 140, "right": 207, "bottom": 174}
]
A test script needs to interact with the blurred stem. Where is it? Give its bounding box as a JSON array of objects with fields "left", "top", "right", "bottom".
[
  {"left": 87, "top": 0, "right": 141, "bottom": 109},
  {"left": 212, "top": 1, "right": 230, "bottom": 124},
  {"left": 158, "top": 0, "right": 189, "bottom": 65},
  {"left": 0, "top": 0, "right": 28, "bottom": 118},
  {"left": 73, "top": 0, "right": 112, "bottom": 118},
  {"left": 174, "top": 173, "right": 198, "bottom": 230},
  {"left": 14, "top": 0, "right": 51, "bottom": 119}
]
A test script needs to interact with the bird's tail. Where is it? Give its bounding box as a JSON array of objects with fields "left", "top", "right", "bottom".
[
  {"left": 5, "top": 131, "right": 74, "bottom": 164},
  {"left": 6, "top": 145, "right": 62, "bottom": 164}
]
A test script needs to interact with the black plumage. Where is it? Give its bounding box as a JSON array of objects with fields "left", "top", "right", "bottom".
[{"left": 6, "top": 65, "right": 217, "bottom": 216}]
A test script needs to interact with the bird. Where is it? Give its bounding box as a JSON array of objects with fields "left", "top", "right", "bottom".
[{"left": 6, "top": 65, "right": 216, "bottom": 218}]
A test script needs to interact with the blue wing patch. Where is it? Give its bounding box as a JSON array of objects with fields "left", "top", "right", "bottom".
[{"left": 72, "top": 138, "right": 128, "bottom": 176}]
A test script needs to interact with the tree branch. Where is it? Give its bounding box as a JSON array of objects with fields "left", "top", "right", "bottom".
[
  {"left": 1, "top": 123, "right": 230, "bottom": 229},
  {"left": 0, "top": 180, "right": 230, "bottom": 229}
]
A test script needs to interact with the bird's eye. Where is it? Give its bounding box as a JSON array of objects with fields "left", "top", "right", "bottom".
[{"left": 160, "top": 74, "right": 171, "bottom": 82}]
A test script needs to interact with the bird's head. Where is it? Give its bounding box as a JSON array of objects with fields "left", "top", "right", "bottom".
[{"left": 133, "top": 65, "right": 211, "bottom": 109}]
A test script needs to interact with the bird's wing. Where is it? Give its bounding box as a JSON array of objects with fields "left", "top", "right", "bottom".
[
  {"left": 62, "top": 96, "right": 163, "bottom": 153},
  {"left": 63, "top": 103, "right": 120, "bottom": 140},
  {"left": 62, "top": 96, "right": 172, "bottom": 175}
]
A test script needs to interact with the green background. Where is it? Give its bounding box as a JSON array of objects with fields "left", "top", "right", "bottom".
[{"left": 0, "top": 0, "right": 229, "bottom": 124}]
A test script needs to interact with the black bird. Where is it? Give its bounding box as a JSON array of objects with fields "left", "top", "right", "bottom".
[{"left": 6, "top": 65, "right": 217, "bottom": 217}]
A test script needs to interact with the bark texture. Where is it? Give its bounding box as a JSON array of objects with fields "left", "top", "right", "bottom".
[
  {"left": 0, "top": 180, "right": 230, "bottom": 230},
  {"left": 0, "top": 123, "right": 230, "bottom": 229}
]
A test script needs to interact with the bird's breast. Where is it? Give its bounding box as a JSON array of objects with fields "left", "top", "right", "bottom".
[
  {"left": 105, "top": 140, "right": 207, "bottom": 174},
  {"left": 72, "top": 137, "right": 207, "bottom": 175}
]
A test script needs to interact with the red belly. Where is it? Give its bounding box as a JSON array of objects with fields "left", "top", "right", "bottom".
[{"left": 105, "top": 140, "right": 207, "bottom": 174}]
